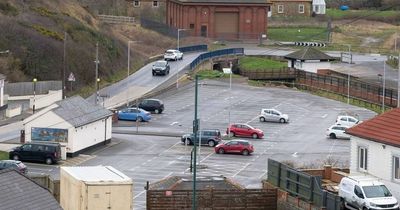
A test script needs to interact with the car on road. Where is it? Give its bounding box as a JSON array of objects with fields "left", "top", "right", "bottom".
[
  {"left": 164, "top": 49, "right": 183, "bottom": 61},
  {"left": 118, "top": 107, "right": 152, "bottom": 122},
  {"left": 326, "top": 124, "right": 350, "bottom": 139},
  {"left": 138, "top": 99, "right": 164, "bottom": 114},
  {"left": 259, "top": 108, "right": 289, "bottom": 123},
  {"left": 181, "top": 129, "right": 222, "bottom": 147},
  {"left": 227, "top": 123, "right": 264, "bottom": 139},
  {"left": 0, "top": 160, "right": 27, "bottom": 174},
  {"left": 215, "top": 140, "right": 254, "bottom": 156},
  {"left": 152, "top": 60, "right": 170, "bottom": 76},
  {"left": 336, "top": 115, "right": 361, "bottom": 127},
  {"left": 9, "top": 142, "right": 61, "bottom": 165}
]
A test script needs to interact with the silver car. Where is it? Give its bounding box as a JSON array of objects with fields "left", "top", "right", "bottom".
[{"left": 259, "top": 109, "right": 289, "bottom": 123}]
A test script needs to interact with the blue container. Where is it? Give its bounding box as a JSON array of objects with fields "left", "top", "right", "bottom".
[{"left": 340, "top": 5, "right": 349, "bottom": 11}]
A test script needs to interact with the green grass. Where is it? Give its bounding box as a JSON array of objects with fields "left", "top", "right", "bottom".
[
  {"left": 195, "top": 70, "right": 241, "bottom": 79},
  {"left": 0, "top": 151, "right": 8, "bottom": 160},
  {"left": 0, "top": 2, "right": 18, "bottom": 16},
  {"left": 326, "top": 9, "right": 399, "bottom": 20},
  {"left": 267, "top": 27, "right": 327, "bottom": 42},
  {"left": 239, "top": 57, "right": 287, "bottom": 71}
]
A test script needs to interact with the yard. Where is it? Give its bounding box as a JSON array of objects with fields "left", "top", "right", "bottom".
[{"left": 0, "top": 151, "right": 8, "bottom": 160}]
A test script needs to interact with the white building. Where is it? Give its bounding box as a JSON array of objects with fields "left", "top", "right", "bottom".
[
  {"left": 312, "top": 0, "right": 326, "bottom": 15},
  {"left": 23, "top": 96, "right": 113, "bottom": 157},
  {"left": 0, "top": 73, "right": 5, "bottom": 108},
  {"left": 284, "top": 47, "right": 338, "bottom": 73},
  {"left": 346, "top": 108, "right": 400, "bottom": 199}
]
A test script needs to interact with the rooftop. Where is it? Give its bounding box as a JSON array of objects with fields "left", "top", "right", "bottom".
[
  {"left": 61, "top": 166, "right": 132, "bottom": 183},
  {"left": 171, "top": 0, "right": 271, "bottom": 5},
  {"left": 284, "top": 47, "right": 337, "bottom": 61}
]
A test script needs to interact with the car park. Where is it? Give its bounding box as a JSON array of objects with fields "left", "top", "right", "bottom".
[
  {"left": 259, "top": 108, "right": 289, "bottom": 123},
  {"left": 336, "top": 115, "right": 361, "bottom": 127},
  {"left": 326, "top": 124, "right": 350, "bottom": 139},
  {"left": 9, "top": 142, "right": 61, "bottom": 165},
  {"left": 339, "top": 175, "right": 399, "bottom": 210},
  {"left": 118, "top": 107, "right": 152, "bottom": 122},
  {"left": 138, "top": 99, "right": 164, "bottom": 114},
  {"left": 181, "top": 129, "right": 222, "bottom": 147},
  {"left": 164, "top": 49, "right": 183, "bottom": 61},
  {"left": 0, "top": 160, "right": 27, "bottom": 174},
  {"left": 152, "top": 60, "right": 170, "bottom": 76},
  {"left": 227, "top": 123, "right": 264, "bottom": 139},
  {"left": 214, "top": 140, "right": 254, "bottom": 156}
]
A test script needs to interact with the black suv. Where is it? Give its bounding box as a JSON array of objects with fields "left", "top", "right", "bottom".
[
  {"left": 181, "top": 129, "right": 222, "bottom": 147},
  {"left": 138, "top": 99, "right": 164, "bottom": 114},
  {"left": 152, "top": 60, "right": 170, "bottom": 76},
  {"left": 9, "top": 142, "right": 61, "bottom": 165}
]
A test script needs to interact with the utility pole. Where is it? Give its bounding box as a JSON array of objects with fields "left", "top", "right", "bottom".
[
  {"left": 192, "top": 75, "right": 199, "bottom": 210},
  {"left": 95, "top": 42, "right": 99, "bottom": 105},
  {"left": 382, "top": 61, "right": 386, "bottom": 113},
  {"left": 62, "top": 32, "right": 67, "bottom": 99}
]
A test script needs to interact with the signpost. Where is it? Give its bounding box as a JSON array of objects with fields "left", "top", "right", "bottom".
[{"left": 68, "top": 72, "right": 75, "bottom": 91}]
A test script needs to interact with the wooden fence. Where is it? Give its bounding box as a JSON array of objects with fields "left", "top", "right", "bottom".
[{"left": 147, "top": 189, "right": 277, "bottom": 210}]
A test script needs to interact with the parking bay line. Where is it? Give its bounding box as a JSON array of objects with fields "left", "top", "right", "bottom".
[
  {"left": 133, "top": 172, "right": 173, "bottom": 199},
  {"left": 232, "top": 163, "right": 250, "bottom": 177}
]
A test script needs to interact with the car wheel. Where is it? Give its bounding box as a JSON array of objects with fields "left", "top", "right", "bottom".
[
  {"left": 329, "top": 133, "right": 337, "bottom": 139},
  {"left": 208, "top": 140, "right": 216, "bottom": 147},
  {"left": 260, "top": 117, "right": 266, "bottom": 122},
  {"left": 185, "top": 139, "right": 192, "bottom": 145},
  {"left": 279, "top": 118, "right": 286, "bottom": 123},
  {"left": 174, "top": 56, "right": 177, "bottom": 61},
  {"left": 252, "top": 133, "right": 258, "bottom": 139},
  {"left": 154, "top": 109, "right": 160, "bottom": 114},
  {"left": 218, "top": 148, "right": 225, "bottom": 154},
  {"left": 137, "top": 116, "right": 143, "bottom": 122},
  {"left": 13, "top": 155, "right": 19, "bottom": 161},
  {"left": 45, "top": 157, "right": 53, "bottom": 165},
  {"left": 242, "top": 150, "right": 249, "bottom": 156}
]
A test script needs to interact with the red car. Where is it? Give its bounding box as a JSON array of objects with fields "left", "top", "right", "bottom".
[
  {"left": 214, "top": 140, "right": 254, "bottom": 156},
  {"left": 227, "top": 123, "right": 264, "bottom": 139}
]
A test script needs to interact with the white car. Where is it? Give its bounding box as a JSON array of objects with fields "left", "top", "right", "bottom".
[
  {"left": 164, "top": 49, "right": 183, "bottom": 61},
  {"left": 326, "top": 124, "right": 350, "bottom": 139},
  {"left": 336, "top": 115, "right": 361, "bottom": 127},
  {"left": 259, "top": 109, "right": 289, "bottom": 123}
]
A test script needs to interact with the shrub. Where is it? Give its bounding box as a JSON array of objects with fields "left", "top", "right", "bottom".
[
  {"left": 31, "top": 7, "right": 57, "bottom": 17},
  {"left": 0, "top": 2, "right": 18, "bottom": 16},
  {"left": 32, "top": 25, "right": 64, "bottom": 41}
]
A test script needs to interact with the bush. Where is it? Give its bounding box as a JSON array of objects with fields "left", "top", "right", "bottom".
[
  {"left": 32, "top": 25, "right": 64, "bottom": 41},
  {"left": 0, "top": 2, "right": 18, "bottom": 16},
  {"left": 31, "top": 7, "right": 57, "bottom": 17}
]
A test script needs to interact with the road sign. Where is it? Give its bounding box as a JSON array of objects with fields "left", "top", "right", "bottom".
[{"left": 68, "top": 72, "right": 75, "bottom": 82}]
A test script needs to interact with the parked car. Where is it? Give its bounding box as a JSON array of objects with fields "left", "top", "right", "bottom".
[
  {"left": 152, "top": 60, "right": 170, "bottom": 76},
  {"left": 0, "top": 160, "right": 27, "bottom": 174},
  {"left": 339, "top": 175, "right": 399, "bottom": 210},
  {"left": 214, "top": 140, "right": 254, "bottom": 156},
  {"left": 181, "top": 129, "right": 222, "bottom": 147},
  {"left": 117, "top": 107, "right": 152, "bottom": 122},
  {"left": 227, "top": 123, "right": 264, "bottom": 139},
  {"left": 259, "top": 109, "right": 289, "bottom": 123},
  {"left": 9, "top": 142, "right": 61, "bottom": 165},
  {"left": 164, "top": 49, "right": 183, "bottom": 61},
  {"left": 326, "top": 124, "right": 350, "bottom": 139},
  {"left": 336, "top": 115, "right": 361, "bottom": 127},
  {"left": 138, "top": 99, "right": 164, "bottom": 114}
]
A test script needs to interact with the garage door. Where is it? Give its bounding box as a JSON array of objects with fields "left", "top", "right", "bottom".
[{"left": 215, "top": 12, "right": 239, "bottom": 39}]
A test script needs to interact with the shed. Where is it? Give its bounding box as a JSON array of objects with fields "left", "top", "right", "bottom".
[
  {"left": 166, "top": 0, "right": 271, "bottom": 39},
  {"left": 60, "top": 166, "right": 133, "bottom": 210},
  {"left": 346, "top": 108, "right": 400, "bottom": 199},
  {"left": 0, "top": 169, "right": 62, "bottom": 210},
  {"left": 284, "top": 47, "right": 338, "bottom": 73},
  {"left": 23, "top": 96, "right": 113, "bottom": 157},
  {"left": 312, "top": 0, "right": 325, "bottom": 15}
]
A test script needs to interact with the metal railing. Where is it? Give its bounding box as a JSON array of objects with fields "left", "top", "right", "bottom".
[
  {"left": 98, "top": 15, "right": 135, "bottom": 24},
  {"left": 189, "top": 48, "right": 244, "bottom": 70},
  {"left": 178, "top": 45, "right": 207, "bottom": 53}
]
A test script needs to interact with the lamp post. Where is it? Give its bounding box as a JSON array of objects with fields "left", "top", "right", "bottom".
[
  {"left": 341, "top": 44, "right": 352, "bottom": 104},
  {"left": 94, "top": 42, "right": 100, "bottom": 105},
  {"left": 177, "top": 29, "right": 188, "bottom": 50},
  {"left": 96, "top": 77, "right": 100, "bottom": 105},
  {"left": 378, "top": 61, "right": 386, "bottom": 113},
  {"left": 223, "top": 62, "right": 233, "bottom": 137},
  {"left": 33, "top": 78, "right": 37, "bottom": 113}
]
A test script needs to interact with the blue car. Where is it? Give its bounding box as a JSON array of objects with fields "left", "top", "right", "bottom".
[{"left": 117, "top": 108, "right": 152, "bottom": 122}]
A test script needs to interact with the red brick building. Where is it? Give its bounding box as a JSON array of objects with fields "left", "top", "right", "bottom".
[{"left": 166, "top": 0, "right": 271, "bottom": 39}]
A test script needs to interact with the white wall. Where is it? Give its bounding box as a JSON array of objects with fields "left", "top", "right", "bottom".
[
  {"left": 288, "top": 60, "right": 331, "bottom": 73},
  {"left": 29, "top": 90, "right": 62, "bottom": 110},
  {"left": 70, "top": 117, "right": 112, "bottom": 153},
  {"left": 351, "top": 136, "right": 400, "bottom": 199}
]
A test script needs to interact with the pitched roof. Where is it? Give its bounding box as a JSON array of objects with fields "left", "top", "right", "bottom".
[
  {"left": 172, "top": 0, "right": 271, "bottom": 4},
  {"left": 149, "top": 176, "right": 243, "bottom": 190},
  {"left": 0, "top": 169, "right": 62, "bottom": 210},
  {"left": 346, "top": 108, "right": 400, "bottom": 147},
  {"left": 284, "top": 47, "right": 337, "bottom": 61},
  {"left": 53, "top": 96, "right": 113, "bottom": 127}
]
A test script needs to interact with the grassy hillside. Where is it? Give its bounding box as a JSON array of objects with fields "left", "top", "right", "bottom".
[{"left": 0, "top": 0, "right": 175, "bottom": 97}]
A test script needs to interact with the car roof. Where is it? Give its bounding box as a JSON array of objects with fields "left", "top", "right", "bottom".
[
  {"left": 330, "top": 124, "right": 349, "bottom": 128},
  {"left": 337, "top": 115, "right": 357, "bottom": 119},
  {"left": 0, "top": 160, "right": 22, "bottom": 164},
  {"left": 166, "top": 49, "right": 177, "bottom": 52},
  {"left": 155, "top": 60, "right": 167, "bottom": 64}
]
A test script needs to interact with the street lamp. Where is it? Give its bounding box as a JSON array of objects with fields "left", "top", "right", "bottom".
[
  {"left": 378, "top": 61, "right": 386, "bottom": 113},
  {"left": 94, "top": 42, "right": 100, "bottom": 105},
  {"left": 96, "top": 77, "right": 100, "bottom": 105},
  {"left": 33, "top": 78, "right": 37, "bottom": 113},
  {"left": 223, "top": 62, "right": 233, "bottom": 137},
  {"left": 126, "top": 40, "right": 141, "bottom": 107},
  {"left": 341, "top": 44, "right": 352, "bottom": 104},
  {"left": 177, "top": 29, "right": 188, "bottom": 50}
]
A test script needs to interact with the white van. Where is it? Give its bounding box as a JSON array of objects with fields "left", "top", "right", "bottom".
[{"left": 339, "top": 176, "right": 399, "bottom": 210}]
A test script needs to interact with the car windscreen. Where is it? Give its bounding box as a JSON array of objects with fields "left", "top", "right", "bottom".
[
  {"left": 165, "top": 50, "right": 174, "bottom": 54},
  {"left": 246, "top": 124, "right": 255, "bottom": 130},
  {"left": 362, "top": 185, "right": 392, "bottom": 198},
  {"left": 154, "top": 62, "right": 166, "bottom": 67}
]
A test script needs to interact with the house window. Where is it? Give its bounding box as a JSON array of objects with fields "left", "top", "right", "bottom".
[
  {"left": 394, "top": 156, "right": 400, "bottom": 180},
  {"left": 314, "top": 5, "right": 319, "bottom": 13},
  {"left": 152, "top": 1, "right": 159, "bottom": 7},
  {"left": 189, "top": 23, "right": 194, "bottom": 29},
  {"left": 358, "top": 147, "right": 368, "bottom": 171},
  {"left": 299, "top": 4, "right": 305, "bottom": 13},
  {"left": 133, "top": 0, "right": 140, "bottom": 7},
  {"left": 277, "top": 5, "right": 284, "bottom": 13}
]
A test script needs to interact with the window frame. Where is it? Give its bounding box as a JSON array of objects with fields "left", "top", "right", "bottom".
[
  {"left": 152, "top": 0, "right": 159, "bottom": 7},
  {"left": 298, "top": 4, "right": 305, "bottom": 14},
  {"left": 133, "top": 0, "right": 140, "bottom": 7},
  {"left": 358, "top": 146, "right": 368, "bottom": 171},
  {"left": 277, "top": 5, "right": 284, "bottom": 13},
  {"left": 394, "top": 155, "right": 400, "bottom": 181}
]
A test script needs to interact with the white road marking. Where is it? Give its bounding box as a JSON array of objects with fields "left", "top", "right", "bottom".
[
  {"left": 292, "top": 152, "right": 298, "bottom": 158},
  {"left": 232, "top": 163, "right": 250, "bottom": 177},
  {"left": 322, "top": 114, "right": 328, "bottom": 118},
  {"left": 170, "top": 121, "right": 179, "bottom": 126},
  {"left": 133, "top": 172, "right": 173, "bottom": 199},
  {"left": 259, "top": 170, "right": 269, "bottom": 179}
]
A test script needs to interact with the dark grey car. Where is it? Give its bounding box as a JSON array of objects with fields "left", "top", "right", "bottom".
[
  {"left": 181, "top": 129, "right": 222, "bottom": 147},
  {"left": 152, "top": 60, "right": 170, "bottom": 76}
]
